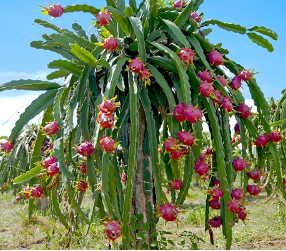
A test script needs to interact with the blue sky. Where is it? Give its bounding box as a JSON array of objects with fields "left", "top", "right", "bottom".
[{"left": 0, "top": 0, "right": 286, "bottom": 136}]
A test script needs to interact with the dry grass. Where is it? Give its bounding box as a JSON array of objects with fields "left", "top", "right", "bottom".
[{"left": 0, "top": 189, "right": 286, "bottom": 250}]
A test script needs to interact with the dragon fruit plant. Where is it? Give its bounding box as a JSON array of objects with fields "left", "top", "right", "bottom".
[{"left": 0, "top": 0, "right": 284, "bottom": 249}]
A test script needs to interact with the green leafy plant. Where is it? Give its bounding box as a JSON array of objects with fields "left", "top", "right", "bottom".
[{"left": 0, "top": 0, "right": 284, "bottom": 249}]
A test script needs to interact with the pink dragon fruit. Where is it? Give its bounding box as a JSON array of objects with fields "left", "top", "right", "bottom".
[
  {"left": 232, "top": 158, "right": 248, "bottom": 171},
  {"left": 76, "top": 180, "right": 88, "bottom": 192},
  {"left": 199, "top": 81, "right": 215, "bottom": 98},
  {"left": 197, "top": 70, "right": 213, "bottom": 83},
  {"left": 190, "top": 12, "right": 201, "bottom": 23},
  {"left": 103, "top": 37, "right": 118, "bottom": 51},
  {"left": 221, "top": 96, "right": 233, "bottom": 113},
  {"left": 31, "top": 186, "right": 44, "bottom": 198},
  {"left": 164, "top": 137, "right": 178, "bottom": 152},
  {"left": 268, "top": 131, "right": 282, "bottom": 143},
  {"left": 246, "top": 184, "right": 261, "bottom": 196},
  {"left": 227, "top": 199, "right": 244, "bottom": 214},
  {"left": 173, "top": 0, "right": 185, "bottom": 8},
  {"left": 234, "top": 122, "right": 240, "bottom": 135},
  {"left": 173, "top": 103, "right": 186, "bottom": 122},
  {"left": 99, "top": 97, "right": 119, "bottom": 114},
  {"left": 177, "top": 131, "right": 195, "bottom": 146},
  {"left": 209, "top": 199, "right": 220, "bottom": 210},
  {"left": 194, "top": 161, "right": 209, "bottom": 176},
  {"left": 47, "top": 162, "right": 59, "bottom": 176},
  {"left": 231, "top": 188, "right": 245, "bottom": 200},
  {"left": 213, "top": 178, "right": 220, "bottom": 187},
  {"left": 247, "top": 169, "right": 262, "bottom": 180},
  {"left": 208, "top": 216, "right": 222, "bottom": 228},
  {"left": 139, "top": 68, "right": 152, "bottom": 85},
  {"left": 238, "top": 210, "right": 247, "bottom": 221},
  {"left": 104, "top": 220, "right": 121, "bottom": 241},
  {"left": 208, "top": 50, "right": 224, "bottom": 66},
  {"left": 44, "top": 121, "right": 60, "bottom": 135},
  {"left": 209, "top": 187, "right": 223, "bottom": 200},
  {"left": 237, "top": 103, "right": 252, "bottom": 119},
  {"left": 77, "top": 142, "right": 94, "bottom": 157},
  {"left": 159, "top": 203, "right": 178, "bottom": 222},
  {"left": 230, "top": 75, "right": 242, "bottom": 91},
  {"left": 169, "top": 179, "right": 183, "bottom": 191},
  {"left": 184, "top": 105, "right": 203, "bottom": 123},
  {"left": 239, "top": 69, "right": 253, "bottom": 81},
  {"left": 80, "top": 163, "right": 87, "bottom": 175},
  {"left": 40, "top": 3, "right": 64, "bottom": 18},
  {"left": 128, "top": 58, "right": 144, "bottom": 73},
  {"left": 217, "top": 75, "right": 227, "bottom": 87},
  {"left": 0, "top": 138, "right": 14, "bottom": 153},
  {"left": 41, "top": 156, "right": 57, "bottom": 169},
  {"left": 96, "top": 113, "right": 115, "bottom": 129},
  {"left": 95, "top": 10, "right": 111, "bottom": 26},
  {"left": 212, "top": 89, "right": 223, "bottom": 106},
  {"left": 254, "top": 134, "right": 268, "bottom": 147},
  {"left": 99, "top": 136, "right": 119, "bottom": 152},
  {"left": 178, "top": 48, "right": 195, "bottom": 66}
]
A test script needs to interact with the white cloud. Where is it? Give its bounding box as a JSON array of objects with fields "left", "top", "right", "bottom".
[{"left": 0, "top": 94, "right": 43, "bottom": 137}]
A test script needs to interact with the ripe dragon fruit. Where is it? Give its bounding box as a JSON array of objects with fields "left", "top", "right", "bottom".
[
  {"left": 184, "top": 105, "right": 202, "bottom": 123},
  {"left": 230, "top": 75, "right": 242, "bottom": 91},
  {"left": 169, "top": 145, "right": 188, "bottom": 160},
  {"left": 128, "top": 58, "right": 144, "bottom": 73},
  {"left": 99, "top": 97, "right": 119, "bottom": 114},
  {"left": 47, "top": 162, "right": 60, "bottom": 176},
  {"left": 209, "top": 187, "right": 223, "bottom": 200},
  {"left": 247, "top": 169, "right": 262, "bottom": 180},
  {"left": 40, "top": 3, "right": 64, "bottom": 18},
  {"left": 254, "top": 134, "right": 268, "bottom": 147},
  {"left": 231, "top": 188, "right": 245, "bottom": 200},
  {"left": 199, "top": 81, "right": 215, "bottom": 98},
  {"left": 208, "top": 216, "right": 222, "bottom": 228},
  {"left": 164, "top": 137, "right": 178, "bottom": 152},
  {"left": 95, "top": 10, "right": 111, "bottom": 26},
  {"left": 238, "top": 210, "right": 247, "bottom": 221},
  {"left": 197, "top": 70, "right": 213, "bottom": 83},
  {"left": 208, "top": 50, "right": 224, "bottom": 66},
  {"left": 268, "top": 131, "right": 282, "bottom": 143},
  {"left": 121, "top": 173, "right": 127, "bottom": 183},
  {"left": 178, "top": 48, "right": 195, "bottom": 66},
  {"left": 31, "top": 186, "right": 44, "bottom": 198},
  {"left": 41, "top": 156, "right": 57, "bottom": 169},
  {"left": 177, "top": 131, "right": 195, "bottom": 146},
  {"left": 212, "top": 89, "right": 223, "bottom": 106},
  {"left": 237, "top": 103, "right": 252, "bottom": 119},
  {"left": 169, "top": 179, "right": 183, "bottom": 191},
  {"left": 103, "top": 37, "right": 118, "bottom": 51},
  {"left": 139, "top": 68, "right": 152, "bottom": 85},
  {"left": 238, "top": 69, "right": 253, "bottom": 81},
  {"left": 227, "top": 199, "right": 244, "bottom": 214},
  {"left": 190, "top": 12, "right": 201, "bottom": 23},
  {"left": 209, "top": 199, "right": 220, "bottom": 210},
  {"left": 217, "top": 75, "right": 227, "bottom": 87},
  {"left": 99, "top": 136, "right": 119, "bottom": 152},
  {"left": 104, "top": 220, "right": 121, "bottom": 241},
  {"left": 246, "top": 184, "right": 261, "bottom": 196},
  {"left": 221, "top": 96, "right": 233, "bottom": 113},
  {"left": 234, "top": 122, "right": 240, "bottom": 135},
  {"left": 159, "top": 203, "right": 178, "bottom": 222},
  {"left": 76, "top": 142, "right": 95, "bottom": 157},
  {"left": 97, "top": 113, "right": 115, "bottom": 129},
  {"left": 213, "top": 178, "right": 220, "bottom": 187},
  {"left": 76, "top": 180, "right": 88, "bottom": 192},
  {"left": 0, "top": 138, "right": 14, "bottom": 153},
  {"left": 232, "top": 158, "right": 248, "bottom": 171},
  {"left": 80, "top": 163, "right": 87, "bottom": 175},
  {"left": 44, "top": 121, "right": 60, "bottom": 135},
  {"left": 194, "top": 161, "right": 209, "bottom": 176},
  {"left": 173, "top": 103, "right": 186, "bottom": 122},
  {"left": 173, "top": 0, "right": 185, "bottom": 8}
]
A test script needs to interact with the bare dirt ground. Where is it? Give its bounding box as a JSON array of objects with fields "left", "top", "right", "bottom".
[{"left": 1, "top": 191, "right": 286, "bottom": 250}]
